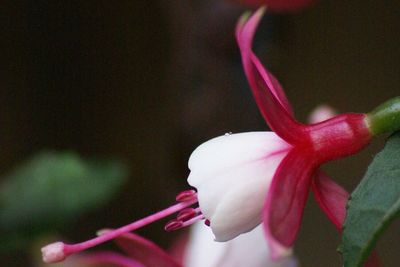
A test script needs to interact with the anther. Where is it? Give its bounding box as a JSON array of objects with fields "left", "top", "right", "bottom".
[
  {"left": 181, "top": 214, "right": 205, "bottom": 228},
  {"left": 204, "top": 219, "right": 211, "bottom": 226},
  {"left": 165, "top": 219, "right": 183, "bottom": 232},
  {"left": 176, "top": 190, "right": 197, "bottom": 202},
  {"left": 177, "top": 208, "right": 198, "bottom": 221}
]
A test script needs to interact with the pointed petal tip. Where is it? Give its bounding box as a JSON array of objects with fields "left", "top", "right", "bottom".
[
  {"left": 255, "top": 6, "right": 267, "bottom": 17},
  {"left": 238, "top": 10, "right": 252, "bottom": 27},
  {"left": 236, "top": 7, "right": 266, "bottom": 36}
]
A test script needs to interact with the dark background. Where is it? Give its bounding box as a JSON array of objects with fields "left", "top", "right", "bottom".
[{"left": 1, "top": 1, "right": 400, "bottom": 266}]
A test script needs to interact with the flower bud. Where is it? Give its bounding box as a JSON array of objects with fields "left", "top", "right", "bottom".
[{"left": 367, "top": 97, "right": 400, "bottom": 135}]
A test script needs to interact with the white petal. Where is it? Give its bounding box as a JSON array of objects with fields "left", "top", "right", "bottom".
[
  {"left": 184, "top": 223, "right": 298, "bottom": 267},
  {"left": 188, "top": 132, "right": 290, "bottom": 186},
  {"left": 184, "top": 223, "right": 227, "bottom": 267},
  {"left": 187, "top": 132, "right": 291, "bottom": 241}
]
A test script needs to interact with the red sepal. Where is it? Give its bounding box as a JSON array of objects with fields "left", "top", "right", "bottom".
[
  {"left": 263, "top": 149, "right": 317, "bottom": 258},
  {"left": 236, "top": 9, "right": 306, "bottom": 144}
]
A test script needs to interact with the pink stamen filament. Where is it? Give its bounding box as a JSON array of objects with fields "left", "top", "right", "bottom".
[{"left": 61, "top": 197, "right": 198, "bottom": 259}]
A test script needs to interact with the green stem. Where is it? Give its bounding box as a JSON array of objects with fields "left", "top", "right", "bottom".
[{"left": 367, "top": 97, "right": 400, "bottom": 135}]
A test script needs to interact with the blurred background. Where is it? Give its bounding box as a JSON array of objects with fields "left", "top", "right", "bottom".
[{"left": 1, "top": 0, "right": 399, "bottom": 266}]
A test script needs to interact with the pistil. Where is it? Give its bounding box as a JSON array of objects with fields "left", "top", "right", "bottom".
[{"left": 41, "top": 190, "right": 199, "bottom": 263}]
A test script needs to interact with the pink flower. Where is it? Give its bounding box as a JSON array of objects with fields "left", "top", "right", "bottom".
[
  {"left": 232, "top": 7, "right": 377, "bottom": 261},
  {"left": 60, "top": 224, "right": 297, "bottom": 267},
  {"left": 230, "top": 0, "right": 316, "bottom": 12},
  {"left": 185, "top": 8, "right": 374, "bottom": 260},
  {"left": 185, "top": 105, "right": 338, "bottom": 246}
]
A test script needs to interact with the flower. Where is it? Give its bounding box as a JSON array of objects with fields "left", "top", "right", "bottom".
[
  {"left": 58, "top": 224, "right": 297, "bottom": 267},
  {"left": 186, "top": 104, "right": 338, "bottom": 244},
  {"left": 188, "top": 8, "right": 382, "bottom": 265},
  {"left": 227, "top": 7, "right": 374, "bottom": 258},
  {"left": 230, "top": 0, "right": 316, "bottom": 12},
  {"left": 186, "top": 6, "right": 385, "bottom": 263},
  {"left": 187, "top": 132, "right": 290, "bottom": 242}
]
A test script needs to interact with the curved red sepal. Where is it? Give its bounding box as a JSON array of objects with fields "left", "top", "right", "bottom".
[
  {"left": 312, "top": 171, "right": 348, "bottom": 231},
  {"left": 312, "top": 172, "right": 381, "bottom": 267},
  {"left": 262, "top": 149, "right": 317, "bottom": 258},
  {"left": 236, "top": 8, "right": 306, "bottom": 144},
  {"left": 108, "top": 230, "right": 182, "bottom": 267}
]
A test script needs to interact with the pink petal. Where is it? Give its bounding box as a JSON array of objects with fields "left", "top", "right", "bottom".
[
  {"left": 82, "top": 251, "right": 145, "bottom": 267},
  {"left": 236, "top": 8, "right": 305, "bottom": 144},
  {"left": 103, "top": 230, "right": 182, "bottom": 267},
  {"left": 262, "top": 149, "right": 317, "bottom": 259},
  {"left": 311, "top": 171, "right": 348, "bottom": 231}
]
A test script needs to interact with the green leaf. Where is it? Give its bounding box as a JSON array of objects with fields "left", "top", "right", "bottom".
[
  {"left": 0, "top": 151, "right": 127, "bottom": 238},
  {"left": 340, "top": 132, "right": 400, "bottom": 267}
]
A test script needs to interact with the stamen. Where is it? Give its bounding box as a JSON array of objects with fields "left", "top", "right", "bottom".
[
  {"left": 176, "top": 189, "right": 197, "bottom": 202},
  {"left": 165, "top": 214, "right": 205, "bottom": 232},
  {"left": 177, "top": 208, "right": 198, "bottom": 221},
  {"left": 181, "top": 214, "right": 205, "bottom": 228},
  {"left": 41, "top": 194, "right": 197, "bottom": 263},
  {"left": 164, "top": 220, "right": 183, "bottom": 231},
  {"left": 205, "top": 219, "right": 211, "bottom": 226}
]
